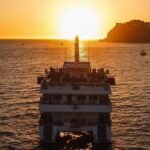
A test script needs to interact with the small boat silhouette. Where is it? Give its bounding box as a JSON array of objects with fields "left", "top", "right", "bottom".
[{"left": 140, "top": 49, "right": 147, "bottom": 56}]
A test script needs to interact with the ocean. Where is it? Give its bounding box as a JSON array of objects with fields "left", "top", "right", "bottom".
[{"left": 0, "top": 40, "right": 150, "bottom": 150}]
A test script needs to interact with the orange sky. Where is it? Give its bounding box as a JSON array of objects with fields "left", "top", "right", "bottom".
[{"left": 0, "top": 0, "right": 150, "bottom": 39}]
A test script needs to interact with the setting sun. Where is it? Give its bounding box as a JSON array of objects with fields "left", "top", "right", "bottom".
[
  {"left": 59, "top": 7, "right": 101, "bottom": 39},
  {"left": 0, "top": 0, "right": 150, "bottom": 39}
]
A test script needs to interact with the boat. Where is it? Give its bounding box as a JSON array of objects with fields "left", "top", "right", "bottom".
[
  {"left": 140, "top": 49, "right": 147, "bottom": 56},
  {"left": 37, "top": 36, "right": 115, "bottom": 148}
]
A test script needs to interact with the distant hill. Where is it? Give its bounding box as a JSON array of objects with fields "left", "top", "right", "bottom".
[{"left": 104, "top": 20, "right": 150, "bottom": 43}]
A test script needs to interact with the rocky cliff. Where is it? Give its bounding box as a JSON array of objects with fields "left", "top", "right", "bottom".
[{"left": 104, "top": 20, "right": 150, "bottom": 43}]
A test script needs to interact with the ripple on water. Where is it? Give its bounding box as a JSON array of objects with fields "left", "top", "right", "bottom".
[{"left": 0, "top": 42, "right": 150, "bottom": 149}]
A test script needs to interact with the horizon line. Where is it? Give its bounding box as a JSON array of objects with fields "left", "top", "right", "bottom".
[{"left": 0, "top": 37, "right": 102, "bottom": 41}]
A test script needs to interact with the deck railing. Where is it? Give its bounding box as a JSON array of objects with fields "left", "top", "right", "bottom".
[
  {"left": 39, "top": 119, "right": 111, "bottom": 126},
  {"left": 40, "top": 96, "right": 111, "bottom": 105}
]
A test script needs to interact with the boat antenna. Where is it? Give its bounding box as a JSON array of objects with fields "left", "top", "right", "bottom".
[
  {"left": 75, "top": 35, "right": 79, "bottom": 63},
  {"left": 65, "top": 40, "right": 67, "bottom": 61},
  {"left": 88, "top": 40, "right": 89, "bottom": 62}
]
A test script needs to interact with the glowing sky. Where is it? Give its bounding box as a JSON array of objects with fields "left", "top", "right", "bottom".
[{"left": 0, "top": 0, "right": 150, "bottom": 39}]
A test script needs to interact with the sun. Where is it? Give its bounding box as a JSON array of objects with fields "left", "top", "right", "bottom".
[{"left": 59, "top": 7, "right": 101, "bottom": 39}]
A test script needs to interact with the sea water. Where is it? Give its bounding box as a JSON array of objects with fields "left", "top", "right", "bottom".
[{"left": 0, "top": 40, "right": 150, "bottom": 150}]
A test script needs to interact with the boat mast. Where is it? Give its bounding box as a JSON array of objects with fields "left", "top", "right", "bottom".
[{"left": 75, "top": 35, "right": 79, "bottom": 63}]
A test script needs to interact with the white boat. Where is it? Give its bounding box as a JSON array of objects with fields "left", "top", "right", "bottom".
[{"left": 37, "top": 36, "right": 115, "bottom": 147}]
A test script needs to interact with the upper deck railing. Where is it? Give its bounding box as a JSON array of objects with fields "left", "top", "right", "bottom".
[
  {"left": 41, "top": 67, "right": 114, "bottom": 86},
  {"left": 37, "top": 36, "right": 115, "bottom": 86}
]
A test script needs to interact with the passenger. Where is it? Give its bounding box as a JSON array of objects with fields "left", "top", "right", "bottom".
[
  {"left": 50, "top": 67, "right": 53, "bottom": 72},
  {"left": 45, "top": 68, "right": 48, "bottom": 74},
  {"left": 92, "top": 68, "right": 96, "bottom": 74},
  {"left": 105, "top": 69, "right": 109, "bottom": 74}
]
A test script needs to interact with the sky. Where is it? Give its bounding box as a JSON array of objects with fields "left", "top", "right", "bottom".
[{"left": 0, "top": 0, "right": 150, "bottom": 39}]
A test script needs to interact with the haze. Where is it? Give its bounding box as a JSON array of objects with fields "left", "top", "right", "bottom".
[{"left": 0, "top": 0, "right": 149, "bottom": 39}]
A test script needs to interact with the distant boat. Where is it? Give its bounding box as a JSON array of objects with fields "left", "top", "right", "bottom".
[{"left": 140, "top": 49, "right": 147, "bottom": 56}]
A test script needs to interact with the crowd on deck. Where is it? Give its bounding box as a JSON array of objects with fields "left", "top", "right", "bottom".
[{"left": 43, "top": 67, "right": 109, "bottom": 84}]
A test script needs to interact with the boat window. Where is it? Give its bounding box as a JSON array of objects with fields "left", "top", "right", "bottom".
[
  {"left": 77, "top": 95, "right": 86, "bottom": 104},
  {"left": 53, "top": 95, "right": 62, "bottom": 100},
  {"left": 100, "top": 95, "right": 109, "bottom": 100},
  {"left": 77, "top": 95, "right": 86, "bottom": 101},
  {"left": 89, "top": 95, "right": 98, "bottom": 101},
  {"left": 49, "top": 95, "right": 52, "bottom": 100},
  {"left": 43, "top": 94, "right": 49, "bottom": 100},
  {"left": 67, "top": 95, "right": 72, "bottom": 104},
  {"left": 89, "top": 96, "right": 98, "bottom": 104},
  {"left": 100, "top": 95, "right": 110, "bottom": 105},
  {"left": 41, "top": 96, "right": 48, "bottom": 104}
]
